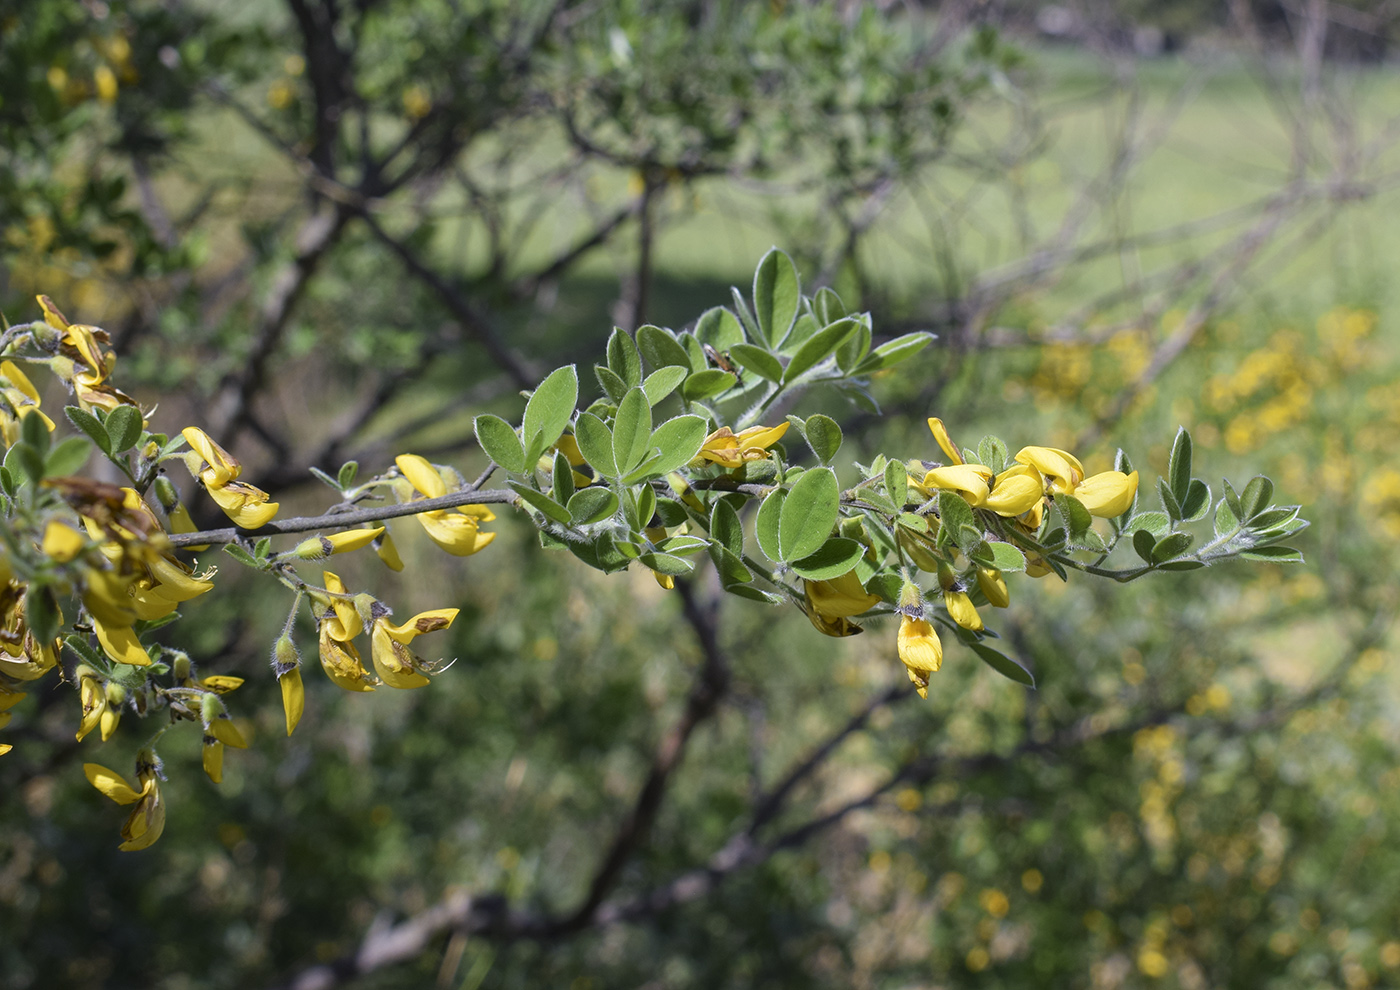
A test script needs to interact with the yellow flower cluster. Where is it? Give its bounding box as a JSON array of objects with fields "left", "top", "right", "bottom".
[{"left": 803, "top": 418, "right": 1138, "bottom": 697}]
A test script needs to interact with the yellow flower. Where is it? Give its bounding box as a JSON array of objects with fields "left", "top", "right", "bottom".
[
  {"left": 279, "top": 665, "right": 305, "bottom": 734},
  {"left": 804, "top": 569, "right": 881, "bottom": 637},
  {"left": 0, "top": 360, "right": 55, "bottom": 447},
  {"left": 99, "top": 682, "right": 124, "bottom": 741},
  {"left": 292, "top": 526, "right": 386, "bottom": 560},
  {"left": 203, "top": 733, "right": 225, "bottom": 783},
  {"left": 395, "top": 454, "right": 496, "bottom": 556},
  {"left": 84, "top": 751, "right": 165, "bottom": 851},
  {"left": 320, "top": 571, "right": 363, "bottom": 641},
  {"left": 375, "top": 530, "right": 405, "bottom": 571},
  {"left": 182, "top": 427, "right": 280, "bottom": 528},
  {"left": 369, "top": 607, "right": 459, "bottom": 690},
  {"left": 694, "top": 423, "right": 789, "bottom": 469},
  {"left": 42, "top": 520, "right": 87, "bottom": 562},
  {"left": 76, "top": 667, "right": 106, "bottom": 741},
  {"left": 318, "top": 622, "right": 376, "bottom": 692},
  {"left": 898, "top": 615, "right": 942, "bottom": 698}
]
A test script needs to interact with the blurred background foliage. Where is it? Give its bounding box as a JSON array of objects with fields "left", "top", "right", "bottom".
[{"left": 2, "top": 1, "right": 1399, "bottom": 988}]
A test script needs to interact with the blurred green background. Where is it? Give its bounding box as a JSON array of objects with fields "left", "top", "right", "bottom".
[{"left": 2, "top": 2, "right": 1398, "bottom": 988}]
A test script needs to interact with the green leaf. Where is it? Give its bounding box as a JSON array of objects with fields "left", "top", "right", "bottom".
[
  {"left": 1214, "top": 497, "right": 1241, "bottom": 538},
  {"left": 779, "top": 467, "right": 839, "bottom": 562},
  {"left": 552, "top": 450, "right": 575, "bottom": 504},
  {"left": 725, "top": 584, "right": 784, "bottom": 605},
  {"left": 852, "top": 331, "right": 934, "bottom": 374},
  {"left": 855, "top": 488, "right": 898, "bottom": 515},
  {"left": 835, "top": 321, "right": 872, "bottom": 374},
  {"left": 1158, "top": 559, "right": 1206, "bottom": 571},
  {"left": 782, "top": 319, "right": 856, "bottom": 385},
  {"left": 804, "top": 414, "right": 843, "bottom": 465},
  {"left": 1238, "top": 545, "right": 1304, "bottom": 563},
  {"left": 607, "top": 327, "right": 642, "bottom": 388},
  {"left": 638, "top": 551, "right": 693, "bottom": 577},
  {"left": 681, "top": 369, "right": 736, "bottom": 402},
  {"left": 710, "top": 499, "right": 744, "bottom": 556},
  {"left": 224, "top": 544, "right": 261, "bottom": 568},
  {"left": 64, "top": 634, "right": 107, "bottom": 669},
  {"left": 0, "top": 467, "right": 14, "bottom": 499},
  {"left": 641, "top": 366, "right": 686, "bottom": 407},
  {"left": 1115, "top": 448, "right": 1135, "bottom": 475},
  {"left": 566, "top": 487, "right": 619, "bottom": 525},
  {"left": 659, "top": 535, "right": 708, "bottom": 556},
  {"left": 1151, "top": 532, "right": 1193, "bottom": 563},
  {"left": 730, "top": 288, "right": 761, "bottom": 341},
  {"left": 636, "top": 325, "right": 691, "bottom": 371},
  {"left": 752, "top": 247, "right": 800, "bottom": 347},
  {"left": 884, "top": 459, "right": 908, "bottom": 509},
  {"left": 755, "top": 487, "right": 786, "bottom": 561},
  {"left": 510, "top": 482, "right": 574, "bottom": 525},
  {"left": 105, "top": 404, "right": 143, "bottom": 454},
  {"left": 24, "top": 585, "right": 60, "bottom": 645},
  {"left": 1132, "top": 529, "right": 1157, "bottom": 564},
  {"left": 709, "top": 543, "right": 753, "bottom": 586},
  {"left": 570, "top": 534, "right": 632, "bottom": 573},
  {"left": 65, "top": 406, "right": 111, "bottom": 457},
  {"left": 1054, "top": 493, "right": 1093, "bottom": 539},
  {"left": 812, "top": 287, "right": 847, "bottom": 325},
  {"left": 782, "top": 313, "right": 819, "bottom": 353},
  {"left": 475, "top": 414, "right": 526, "bottom": 474},
  {"left": 970, "top": 642, "right": 1035, "bottom": 687},
  {"left": 522, "top": 365, "right": 579, "bottom": 465},
  {"left": 1181, "top": 479, "right": 1211, "bottom": 522},
  {"left": 695, "top": 307, "right": 746, "bottom": 351},
  {"left": 1222, "top": 478, "right": 1244, "bottom": 520},
  {"left": 45, "top": 436, "right": 91, "bottom": 477},
  {"left": 681, "top": 332, "right": 707, "bottom": 374},
  {"left": 1157, "top": 477, "right": 1182, "bottom": 522},
  {"left": 1240, "top": 475, "right": 1274, "bottom": 520},
  {"left": 937, "top": 491, "right": 977, "bottom": 550},
  {"left": 594, "top": 365, "right": 629, "bottom": 404},
  {"left": 728, "top": 343, "right": 783, "bottom": 383},
  {"left": 1128, "top": 511, "right": 1171, "bottom": 537},
  {"left": 655, "top": 497, "right": 690, "bottom": 528},
  {"left": 337, "top": 461, "right": 359, "bottom": 488},
  {"left": 623, "top": 414, "right": 707, "bottom": 483},
  {"left": 988, "top": 542, "right": 1027, "bottom": 572},
  {"left": 1168, "top": 426, "right": 1193, "bottom": 506},
  {"left": 7, "top": 442, "right": 43, "bottom": 488},
  {"left": 254, "top": 537, "right": 272, "bottom": 559},
  {"left": 1249, "top": 506, "right": 1301, "bottom": 530},
  {"left": 573, "top": 412, "right": 616, "bottom": 478},
  {"left": 976, "top": 435, "right": 1009, "bottom": 476},
  {"left": 20, "top": 407, "right": 50, "bottom": 454},
  {"left": 612, "top": 387, "right": 653, "bottom": 477},
  {"left": 790, "top": 538, "right": 864, "bottom": 581}
]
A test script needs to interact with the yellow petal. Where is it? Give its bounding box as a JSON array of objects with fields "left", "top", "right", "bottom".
[
  {"left": 208, "top": 716, "right": 248, "bottom": 749},
  {"left": 976, "top": 566, "right": 1010, "bottom": 608},
  {"left": 84, "top": 763, "right": 147, "bottom": 805},
  {"left": 76, "top": 675, "right": 105, "bottom": 741},
  {"left": 318, "top": 624, "right": 376, "bottom": 691},
  {"left": 1014, "top": 446, "right": 1084, "bottom": 493},
  {"left": 322, "top": 527, "right": 386, "bottom": 554},
  {"left": 922, "top": 464, "right": 993, "bottom": 506},
  {"left": 369, "top": 623, "right": 431, "bottom": 689},
  {"left": 203, "top": 736, "right": 224, "bottom": 783},
  {"left": 198, "top": 675, "right": 245, "bottom": 694},
  {"left": 92, "top": 619, "right": 152, "bottom": 667},
  {"left": 321, "top": 571, "right": 363, "bottom": 641},
  {"left": 206, "top": 481, "right": 279, "bottom": 528},
  {"left": 99, "top": 705, "right": 121, "bottom": 742},
  {"left": 376, "top": 530, "right": 405, "bottom": 572},
  {"left": 804, "top": 610, "right": 864, "bottom": 637},
  {"left": 381, "top": 608, "right": 459, "bottom": 643},
  {"left": 395, "top": 453, "right": 447, "bottom": 498},
  {"left": 279, "top": 666, "right": 305, "bottom": 736},
  {"left": 926, "top": 417, "right": 964, "bottom": 465},
  {"left": 0, "top": 360, "right": 41, "bottom": 403},
  {"left": 181, "top": 427, "right": 239, "bottom": 486},
  {"left": 983, "top": 465, "right": 1045, "bottom": 517},
  {"left": 944, "top": 590, "right": 984, "bottom": 631},
  {"left": 1074, "top": 470, "right": 1139, "bottom": 518},
  {"left": 43, "top": 520, "right": 87, "bottom": 563},
  {"left": 805, "top": 570, "right": 880, "bottom": 619},
  {"left": 418, "top": 511, "right": 494, "bottom": 556},
  {"left": 118, "top": 791, "right": 165, "bottom": 851},
  {"left": 653, "top": 570, "right": 675, "bottom": 591}
]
